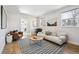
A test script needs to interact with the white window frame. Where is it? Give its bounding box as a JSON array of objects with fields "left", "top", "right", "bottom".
[{"left": 61, "top": 8, "right": 79, "bottom": 27}]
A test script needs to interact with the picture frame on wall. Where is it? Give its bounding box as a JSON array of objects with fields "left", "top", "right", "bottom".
[{"left": 1, "top": 5, "right": 7, "bottom": 29}]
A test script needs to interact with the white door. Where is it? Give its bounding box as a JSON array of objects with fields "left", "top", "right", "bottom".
[{"left": 20, "top": 19, "right": 27, "bottom": 35}]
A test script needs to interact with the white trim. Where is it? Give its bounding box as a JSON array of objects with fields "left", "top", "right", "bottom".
[
  {"left": 0, "top": 41, "right": 5, "bottom": 54},
  {"left": 68, "top": 40, "right": 79, "bottom": 46}
]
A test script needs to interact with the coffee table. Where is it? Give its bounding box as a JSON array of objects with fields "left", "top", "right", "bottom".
[{"left": 30, "top": 36, "right": 43, "bottom": 46}]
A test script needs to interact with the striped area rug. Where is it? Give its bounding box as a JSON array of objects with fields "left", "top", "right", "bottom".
[{"left": 18, "top": 39, "right": 65, "bottom": 54}]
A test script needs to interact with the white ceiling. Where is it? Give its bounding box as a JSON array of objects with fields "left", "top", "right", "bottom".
[{"left": 6, "top": 5, "right": 66, "bottom": 17}]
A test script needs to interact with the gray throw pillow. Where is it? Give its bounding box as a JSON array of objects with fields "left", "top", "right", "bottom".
[{"left": 45, "top": 31, "right": 52, "bottom": 35}]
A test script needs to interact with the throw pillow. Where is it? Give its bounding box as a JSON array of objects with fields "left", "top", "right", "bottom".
[{"left": 45, "top": 31, "right": 52, "bottom": 35}]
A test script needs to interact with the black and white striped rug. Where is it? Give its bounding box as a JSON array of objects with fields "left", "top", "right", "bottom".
[{"left": 18, "top": 39, "right": 65, "bottom": 54}]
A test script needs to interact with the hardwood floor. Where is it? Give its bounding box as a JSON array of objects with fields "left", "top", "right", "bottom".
[
  {"left": 3, "top": 42, "right": 21, "bottom": 54},
  {"left": 2, "top": 42, "right": 79, "bottom": 54},
  {"left": 64, "top": 43, "right": 79, "bottom": 54}
]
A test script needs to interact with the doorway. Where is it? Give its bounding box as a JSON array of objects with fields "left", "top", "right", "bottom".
[{"left": 20, "top": 19, "right": 27, "bottom": 36}]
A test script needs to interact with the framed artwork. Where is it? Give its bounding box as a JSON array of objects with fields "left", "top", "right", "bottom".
[
  {"left": 40, "top": 17, "right": 57, "bottom": 26},
  {"left": 47, "top": 17, "right": 57, "bottom": 26},
  {"left": 61, "top": 8, "right": 79, "bottom": 27},
  {"left": 40, "top": 19, "right": 46, "bottom": 26},
  {"left": 1, "top": 5, "right": 7, "bottom": 29}
]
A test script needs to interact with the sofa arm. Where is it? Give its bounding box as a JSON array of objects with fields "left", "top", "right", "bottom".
[{"left": 59, "top": 36, "right": 66, "bottom": 43}]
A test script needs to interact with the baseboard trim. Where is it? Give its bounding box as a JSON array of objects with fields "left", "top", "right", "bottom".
[
  {"left": 0, "top": 41, "right": 5, "bottom": 54},
  {"left": 68, "top": 40, "right": 79, "bottom": 46}
]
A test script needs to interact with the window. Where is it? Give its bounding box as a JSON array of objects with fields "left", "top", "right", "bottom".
[{"left": 61, "top": 8, "right": 79, "bottom": 27}]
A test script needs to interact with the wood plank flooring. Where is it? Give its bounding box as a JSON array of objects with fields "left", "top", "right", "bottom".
[
  {"left": 64, "top": 43, "right": 79, "bottom": 54},
  {"left": 2, "top": 42, "right": 79, "bottom": 54},
  {"left": 3, "top": 42, "right": 21, "bottom": 54}
]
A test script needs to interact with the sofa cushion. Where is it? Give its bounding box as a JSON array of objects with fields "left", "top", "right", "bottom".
[
  {"left": 57, "top": 32, "right": 66, "bottom": 37},
  {"left": 52, "top": 31, "right": 57, "bottom": 36}
]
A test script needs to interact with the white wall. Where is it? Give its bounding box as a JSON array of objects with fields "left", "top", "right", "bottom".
[
  {"left": 0, "top": 5, "right": 36, "bottom": 53},
  {"left": 39, "top": 5, "right": 79, "bottom": 45},
  {"left": 7, "top": 13, "right": 35, "bottom": 33},
  {"left": 0, "top": 6, "right": 7, "bottom": 53}
]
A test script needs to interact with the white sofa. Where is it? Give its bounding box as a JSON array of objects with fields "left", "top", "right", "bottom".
[
  {"left": 45, "top": 32, "right": 67, "bottom": 45},
  {"left": 37, "top": 31, "right": 67, "bottom": 45},
  {"left": 45, "top": 35, "right": 66, "bottom": 45}
]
